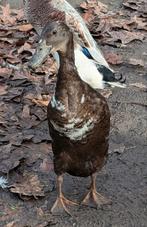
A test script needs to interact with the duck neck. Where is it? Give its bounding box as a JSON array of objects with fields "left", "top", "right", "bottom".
[{"left": 58, "top": 33, "right": 76, "bottom": 77}]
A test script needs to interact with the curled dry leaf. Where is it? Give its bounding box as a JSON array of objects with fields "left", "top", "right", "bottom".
[
  {"left": 105, "top": 53, "right": 123, "bottom": 65},
  {"left": 16, "top": 24, "right": 33, "bottom": 32},
  {"left": 132, "top": 16, "right": 147, "bottom": 31},
  {"left": 12, "top": 8, "right": 24, "bottom": 21},
  {"left": 100, "top": 89, "right": 112, "bottom": 99},
  {"left": 107, "top": 30, "right": 145, "bottom": 45},
  {"left": 130, "top": 83, "right": 147, "bottom": 89},
  {"left": 0, "top": 85, "right": 8, "bottom": 95},
  {"left": 24, "top": 143, "right": 52, "bottom": 166},
  {"left": 81, "top": 0, "right": 146, "bottom": 47},
  {"left": 0, "top": 67, "right": 12, "bottom": 78},
  {"left": 18, "top": 42, "right": 33, "bottom": 55},
  {"left": 7, "top": 222, "right": 25, "bottom": 227},
  {"left": 123, "top": 0, "right": 147, "bottom": 14},
  {"left": 0, "top": 146, "right": 25, "bottom": 174},
  {"left": 31, "top": 106, "right": 47, "bottom": 121},
  {"left": 80, "top": 0, "right": 108, "bottom": 22},
  {"left": 6, "top": 55, "right": 21, "bottom": 64},
  {"left": 0, "top": 4, "right": 16, "bottom": 25},
  {"left": 11, "top": 70, "right": 28, "bottom": 81},
  {"left": 80, "top": 0, "right": 108, "bottom": 13},
  {"left": 128, "top": 58, "right": 144, "bottom": 67},
  {"left": 21, "top": 105, "right": 31, "bottom": 119},
  {"left": 10, "top": 173, "right": 45, "bottom": 198},
  {"left": 32, "top": 96, "right": 50, "bottom": 107}
]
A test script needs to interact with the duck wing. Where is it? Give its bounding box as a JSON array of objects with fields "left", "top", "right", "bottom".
[
  {"left": 24, "top": 0, "right": 109, "bottom": 68},
  {"left": 51, "top": 0, "right": 110, "bottom": 69},
  {"left": 24, "top": 0, "right": 126, "bottom": 87},
  {"left": 53, "top": 1, "right": 126, "bottom": 87}
]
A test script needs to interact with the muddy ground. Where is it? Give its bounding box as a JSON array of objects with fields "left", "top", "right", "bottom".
[{"left": 0, "top": 0, "right": 147, "bottom": 226}]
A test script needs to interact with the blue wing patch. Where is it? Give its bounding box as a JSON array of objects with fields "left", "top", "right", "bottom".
[{"left": 82, "top": 47, "right": 93, "bottom": 60}]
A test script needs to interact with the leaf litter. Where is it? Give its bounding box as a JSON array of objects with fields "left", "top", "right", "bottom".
[
  {"left": 10, "top": 172, "right": 45, "bottom": 198},
  {"left": 0, "top": 0, "right": 146, "bottom": 226}
]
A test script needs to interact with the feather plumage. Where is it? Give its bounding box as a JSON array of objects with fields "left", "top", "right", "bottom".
[
  {"left": 24, "top": 0, "right": 126, "bottom": 89},
  {"left": 38, "top": 21, "right": 111, "bottom": 214}
]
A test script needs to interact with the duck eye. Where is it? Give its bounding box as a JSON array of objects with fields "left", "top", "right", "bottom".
[{"left": 53, "top": 30, "right": 57, "bottom": 35}]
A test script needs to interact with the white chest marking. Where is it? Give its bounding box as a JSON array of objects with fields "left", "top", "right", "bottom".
[
  {"left": 0, "top": 177, "right": 8, "bottom": 189},
  {"left": 50, "top": 117, "right": 94, "bottom": 141},
  {"left": 81, "top": 94, "right": 85, "bottom": 104},
  {"left": 51, "top": 95, "right": 65, "bottom": 111}
]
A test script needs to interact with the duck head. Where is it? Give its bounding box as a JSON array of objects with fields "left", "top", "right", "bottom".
[{"left": 29, "top": 21, "right": 71, "bottom": 68}]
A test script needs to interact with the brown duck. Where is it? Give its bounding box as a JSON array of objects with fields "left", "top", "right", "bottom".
[
  {"left": 38, "top": 21, "right": 111, "bottom": 215},
  {"left": 24, "top": 0, "right": 125, "bottom": 89}
]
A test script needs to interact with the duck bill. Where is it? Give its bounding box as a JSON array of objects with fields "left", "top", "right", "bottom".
[{"left": 29, "top": 40, "right": 52, "bottom": 69}]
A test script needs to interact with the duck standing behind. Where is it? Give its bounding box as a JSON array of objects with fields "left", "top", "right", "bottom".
[
  {"left": 24, "top": 0, "right": 125, "bottom": 89},
  {"left": 38, "top": 21, "right": 111, "bottom": 214}
]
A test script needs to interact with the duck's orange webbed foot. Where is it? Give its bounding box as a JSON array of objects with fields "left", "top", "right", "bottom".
[
  {"left": 51, "top": 195, "right": 78, "bottom": 215},
  {"left": 81, "top": 189, "right": 111, "bottom": 208},
  {"left": 81, "top": 173, "right": 111, "bottom": 208},
  {"left": 51, "top": 175, "right": 78, "bottom": 215}
]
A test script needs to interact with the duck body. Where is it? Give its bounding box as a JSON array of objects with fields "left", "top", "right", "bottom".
[
  {"left": 39, "top": 21, "right": 111, "bottom": 214},
  {"left": 48, "top": 64, "right": 110, "bottom": 177},
  {"left": 24, "top": 0, "right": 125, "bottom": 89}
]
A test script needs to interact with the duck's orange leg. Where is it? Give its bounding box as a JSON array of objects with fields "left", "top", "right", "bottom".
[
  {"left": 51, "top": 175, "right": 78, "bottom": 215},
  {"left": 81, "top": 173, "right": 111, "bottom": 208}
]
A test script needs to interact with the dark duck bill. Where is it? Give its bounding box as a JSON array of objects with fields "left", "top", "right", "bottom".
[
  {"left": 40, "top": 21, "right": 111, "bottom": 215},
  {"left": 28, "top": 39, "right": 52, "bottom": 69}
]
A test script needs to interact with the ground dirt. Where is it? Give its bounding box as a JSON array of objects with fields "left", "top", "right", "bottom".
[{"left": 0, "top": 0, "right": 147, "bottom": 227}]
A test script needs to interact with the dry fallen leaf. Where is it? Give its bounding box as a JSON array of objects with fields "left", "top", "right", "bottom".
[
  {"left": 12, "top": 8, "right": 24, "bottom": 21},
  {"left": 21, "top": 105, "right": 31, "bottom": 119},
  {"left": 6, "top": 55, "right": 21, "bottom": 64},
  {"left": 123, "top": 0, "right": 147, "bottom": 14},
  {"left": 0, "top": 146, "right": 25, "bottom": 174},
  {"left": 107, "top": 30, "right": 145, "bottom": 45},
  {"left": 0, "top": 67, "right": 12, "bottom": 78},
  {"left": 81, "top": 0, "right": 146, "bottom": 47},
  {"left": 100, "top": 89, "right": 112, "bottom": 98},
  {"left": 32, "top": 98, "right": 50, "bottom": 107},
  {"left": 105, "top": 53, "right": 123, "bottom": 65},
  {"left": 0, "top": 85, "right": 8, "bottom": 95},
  {"left": 10, "top": 173, "right": 45, "bottom": 198},
  {"left": 0, "top": 4, "right": 16, "bottom": 24},
  {"left": 80, "top": 0, "right": 108, "bottom": 13},
  {"left": 16, "top": 24, "right": 33, "bottom": 32},
  {"left": 6, "top": 221, "right": 16, "bottom": 227},
  {"left": 81, "top": 0, "right": 108, "bottom": 22},
  {"left": 130, "top": 83, "right": 147, "bottom": 89},
  {"left": 128, "top": 58, "right": 144, "bottom": 67},
  {"left": 11, "top": 70, "right": 28, "bottom": 81},
  {"left": 132, "top": 16, "right": 147, "bottom": 31},
  {"left": 18, "top": 42, "right": 33, "bottom": 55}
]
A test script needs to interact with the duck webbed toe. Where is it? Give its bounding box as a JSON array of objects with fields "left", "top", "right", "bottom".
[
  {"left": 81, "top": 173, "right": 111, "bottom": 208},
  {"left": 51, "top": 175, "right": 78, "bottom": 215}
]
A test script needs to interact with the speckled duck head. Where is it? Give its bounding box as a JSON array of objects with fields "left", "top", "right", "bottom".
[{"left": 31, "top": 21, "right": 72, "bottom": 66}]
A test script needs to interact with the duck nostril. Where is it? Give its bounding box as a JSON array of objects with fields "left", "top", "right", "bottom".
[{"left": 53, "top": 30, "right": 57, "bottom": 35}]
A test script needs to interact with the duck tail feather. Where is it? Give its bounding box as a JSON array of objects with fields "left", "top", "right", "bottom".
[{"left": 97, "top": 65, "right": 126, "bottom": 88}]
